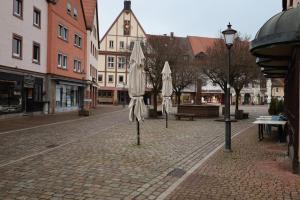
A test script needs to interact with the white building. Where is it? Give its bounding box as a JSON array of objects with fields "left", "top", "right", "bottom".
[
  {"left": 98, "top": 0, "right": 147, "bottom": 104},
  {"left": 83, "top": 0, "right": 100, "bottom": 109},
  {"left": 0, "top": 0, "right": 48, "bottom": 116}
]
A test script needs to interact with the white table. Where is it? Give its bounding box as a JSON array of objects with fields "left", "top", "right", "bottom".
[{"left": 253, "top": 120, "right": 287, "bottom": 141}]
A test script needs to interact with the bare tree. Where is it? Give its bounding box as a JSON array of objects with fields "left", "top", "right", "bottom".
[
  {"left": 200, "top": 35, "right": 261, "bottom": 113},
  {"left": 144, "top": 35, "right": 198, "bottom": 114},
  {"left": 144, "top": 35, "right": 179, "bottom": 116}
]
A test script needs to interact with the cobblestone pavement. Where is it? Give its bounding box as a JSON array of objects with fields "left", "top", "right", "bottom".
[
  {"left": 165, "top": 126, "right": 300, "bottom": 200},
  {"left": 0, "top": 105, "right": 267, "bottom": 199}
]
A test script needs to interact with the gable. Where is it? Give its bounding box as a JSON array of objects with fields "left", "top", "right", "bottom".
[{"left": 100, "top": 9, "right": 146, "bottom": 45}]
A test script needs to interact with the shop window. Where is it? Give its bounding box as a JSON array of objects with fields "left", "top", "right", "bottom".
[
  {"left": 33, "top": 7, "right": 41, "bottom": 28},
  {"left": 12, "top": 34, "right": 22, "bottom": 59},
  {"left": 107, "top": 56, "right": 115, "bottom": 68},
  {"left": 32, "top": 42, "right": 40, "bottom": 64},
  {"left": 118, "top": 56, "right": 126, "bottom": 69},
  {"left": 13, "top": 0, "right": 23, "bottom": 19},
  {"left": 0, "top": 80, "right": 22, "bottom": 114},
  {"left": 34, "top": 84, "right": 43, "bottom": 102}
]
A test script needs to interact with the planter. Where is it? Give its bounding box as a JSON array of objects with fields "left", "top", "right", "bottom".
[{"left": 78, "top": 109, "right": 91, "bottom": 116}]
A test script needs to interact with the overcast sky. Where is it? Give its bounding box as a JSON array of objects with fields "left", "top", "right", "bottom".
[{"left": 97, "top": 0, "right": 281, "bottom": 39}]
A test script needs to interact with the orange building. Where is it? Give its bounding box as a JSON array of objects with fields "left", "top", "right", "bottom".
[{"left": 46, "top": 0, "right": 87, "bottom": 113}]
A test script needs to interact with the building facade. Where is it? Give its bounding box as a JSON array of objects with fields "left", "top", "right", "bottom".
[
  {"left": 0, "top": 0, "right": 48, "bottom": 116},
  {"left": 47, "top": 0, "right": 87, "bottom": 113},
  {"left": 98, "top": 0, "right": 147, "bottom": 105},
  {"left": 82, "top": 0, "right": 100, "bottom": 109}
]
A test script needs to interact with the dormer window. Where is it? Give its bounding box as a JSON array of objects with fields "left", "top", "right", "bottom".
[
  {"left": 73, "top": 8, "right": 78, "bottom": 18},
  {"left": 67, "top": 2, "right": 71, "bottom": 14}
]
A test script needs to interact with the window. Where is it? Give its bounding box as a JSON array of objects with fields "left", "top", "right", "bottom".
[
  {"left": 120, "top": 41, "right": 125, "bottom": 49},
  {"left": 73, "top": 8, "right": 78, "bottom": 18},
  {"left": 32, "top": 42, "right": 40, "bottom": 64},
  {"left": 124, "top": 20, "right": 130, "bottom": 35},
  {"left": 13, "top": 0, "right": 23, "bottom": 19},
  {"left": 118, "top": 57, "right": 126, "bottom": 69},
  {"left": 73, "top": 60, "right": 81, "bottom": 73},
  {"left": 12, "top": 34, "right": 22, "bottom": 59},
  {"left": 74, "top": 34, "right": 82, "bottom": 48},
  {"left": 33, "top": 8, "right": 41, "bottom": 28},
  {"left": 58, "top": 25, "right": 68, "bottom": 41},
  {"left": 276, "top": 88, "right": 279, "bottom": 92},
  {"left": 107, "top": 56, "right": 115, "bottom": 68},
  {"left": 58, "top": 53, "right": 67, "bottom": 69},
  {"left": 67, "top": 1, "right": 71, "bottom": 14},
  {"left": 109, "top": 40, "right": 114, "bottom": 49},
  {"left": 118, "top": 75, "right": 124, "bottom": 83},
  {"left": 108, "top": 75, "right": 114, "bottom": 83},
  {"left": 98, "top": 74, "right": 103, "bottom": 82},
  {"left": 129, "top": 41, "right": 134, "bottom": 50}
]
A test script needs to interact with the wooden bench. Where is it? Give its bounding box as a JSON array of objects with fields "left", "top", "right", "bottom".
[{"left": 175, "top": 113, "right": 195, "bottom": 121}]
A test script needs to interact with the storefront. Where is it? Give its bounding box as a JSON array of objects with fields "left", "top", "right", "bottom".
[
  {"left": 0, "top": 72, "right": 44, "bottom": 115},
  {"left": 250, "top": 6, "right": 300, "bottom": 173}
]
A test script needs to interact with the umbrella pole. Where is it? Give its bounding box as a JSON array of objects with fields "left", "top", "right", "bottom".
[
  {"left": 166, "top": 111, "right": 168, "bottom": 128},
  {"left": 133, "top": 104, "right": 140, "bottom": 146},
  {"left": 137, "top": 118, "right": 140, "bottom": 145}
]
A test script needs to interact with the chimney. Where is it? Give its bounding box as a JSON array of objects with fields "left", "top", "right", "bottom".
[
  {"left": 170, "top": 32, "right": 174, "bottom": 38},
  {"left": 124, "top": 0, "right": 131, "bottom": 11}
]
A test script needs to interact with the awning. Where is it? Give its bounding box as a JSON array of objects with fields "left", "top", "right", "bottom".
[{"left": 250, "top": 6, "right": 300, "bottom": 58}]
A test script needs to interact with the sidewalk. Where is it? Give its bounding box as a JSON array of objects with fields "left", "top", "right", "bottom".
[
  {"left": 0, "top": 105, "right": 123, "bottom": 133},
  {"left": 165, "top": 126, "right": 300, "bottom": 200}
]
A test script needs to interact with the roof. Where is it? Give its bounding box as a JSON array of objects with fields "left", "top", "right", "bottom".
[
  {"left": 147, "top": 34, "right": 194, "bottom": 58},
  {"left": 187, "top": 36, "right": 219, "bottom": 56},
  {"left": 82, "top": 0, "right": 97, "bottom": 30},
  {"left": 250, "top": 6, "right": 300, "bottom": 57}
]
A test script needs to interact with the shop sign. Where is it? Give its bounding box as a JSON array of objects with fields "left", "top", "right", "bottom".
[{"left": 24, "top": 75, "right": 35, "bottom": 88}]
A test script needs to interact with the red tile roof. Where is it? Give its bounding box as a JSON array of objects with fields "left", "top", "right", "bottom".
[
  {"left": 187, "top": 36, "right": 219, "bottom": 56},
  {"left": 82, "top": 0, "right": 97, "bottom": 30}
]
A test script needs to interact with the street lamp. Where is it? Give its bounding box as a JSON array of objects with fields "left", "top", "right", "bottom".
[{"left": 222, "top": 23, "right": 237, "bottom": 152}]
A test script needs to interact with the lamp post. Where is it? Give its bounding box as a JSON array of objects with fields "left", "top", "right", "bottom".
[
  {"left": 222, "top": 23, "right": 237, "bottom": 152},
  {"left": 122, "top": 82, "right": 126, "bottom": 108}
]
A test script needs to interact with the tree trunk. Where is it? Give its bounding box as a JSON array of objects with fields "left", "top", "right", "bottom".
[
  {"left": 235, "top": 92, "right": 240, "bottom": 113},
  {"left": 176, "top": 93, "right": 181, "bottom": 105},
  {"left": 153, "top": 92, "right": 158, "bottom": 117}
]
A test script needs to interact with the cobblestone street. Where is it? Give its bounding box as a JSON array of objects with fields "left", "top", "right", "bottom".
[{"left": 0, "top": 105, "right": 267, "bottom": 199}]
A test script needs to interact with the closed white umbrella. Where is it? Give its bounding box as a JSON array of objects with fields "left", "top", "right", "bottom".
[
  {"left": 161, "top": 61, "right": 173, "bottom": 128},
  {"left": 128, "top": 40, "right": 146, "bottom": 145}
]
